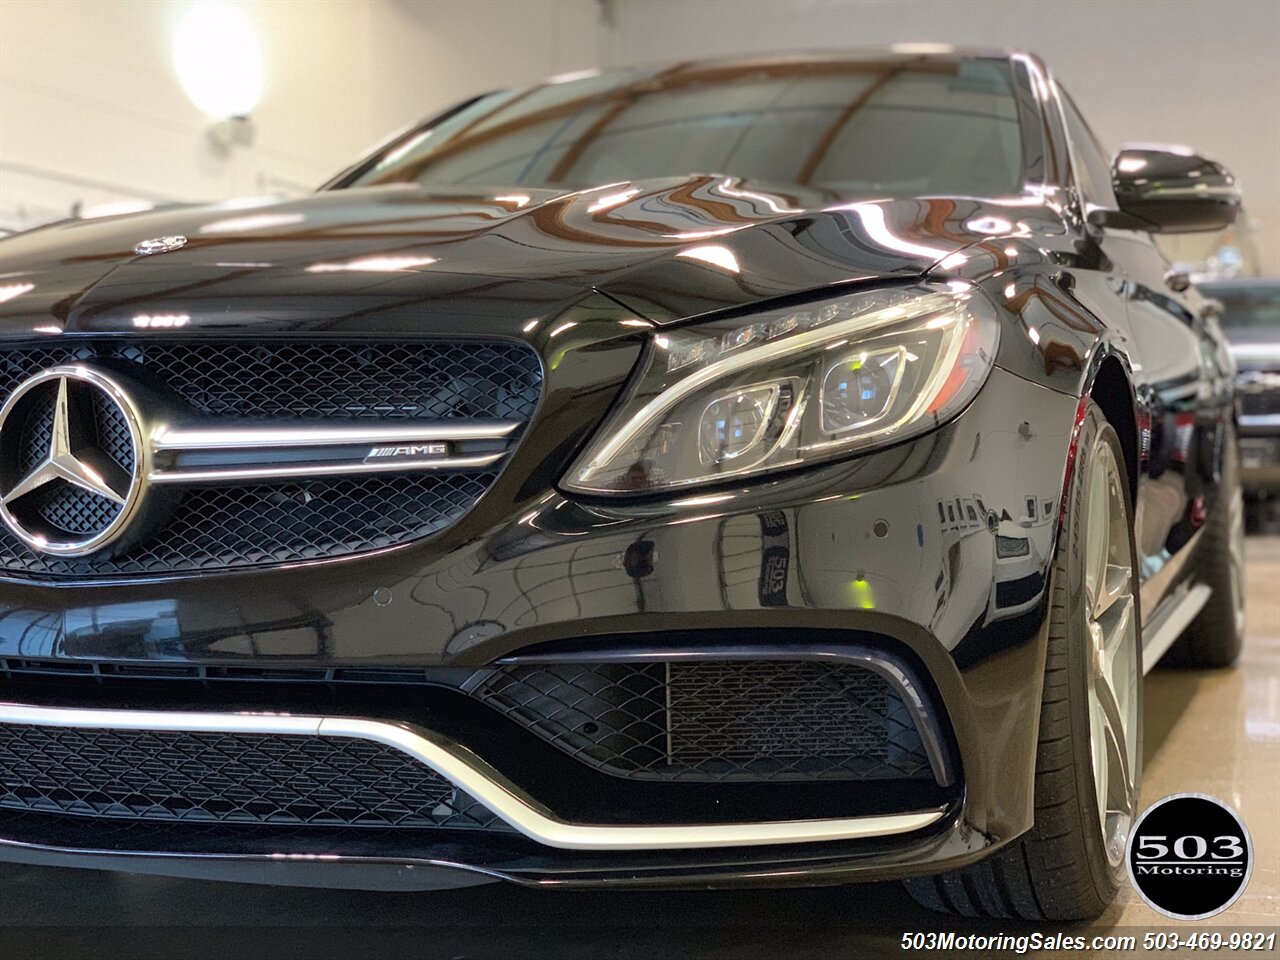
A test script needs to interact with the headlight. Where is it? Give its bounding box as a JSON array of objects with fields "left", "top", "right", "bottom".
[{"left": 563, "top": 283, "right": 1000, "bottom": 495}]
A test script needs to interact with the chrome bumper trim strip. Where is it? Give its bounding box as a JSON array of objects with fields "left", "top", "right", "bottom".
[{"left": 0, "top": 702, "right": 947, "bottom": 851}]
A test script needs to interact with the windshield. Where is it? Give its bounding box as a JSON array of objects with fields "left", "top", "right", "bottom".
[
  {"left": 344, "top": 58, "right": 1026, "bottom": 199},
  {"left": 1201, "top": 283, "right": 1280, "bottom": 331}
]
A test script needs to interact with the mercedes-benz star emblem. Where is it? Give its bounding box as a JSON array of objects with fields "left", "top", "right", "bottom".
[
  {"left": 134, "top": 235, "right": 187, "bottom": 256},
  {"left": 0, "top": 366, "right": 146, "bottom": 556}
]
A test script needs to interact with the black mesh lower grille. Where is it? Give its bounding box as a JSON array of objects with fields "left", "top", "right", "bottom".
[
  {"left": 0, "top": 724, "right": 511, "bottom": 831},
  {"left": 473, "top": 660, "right": 935, "bottom": 783},
  {"left": 0, "top": 471, "right": 498, "bottom": 576}
]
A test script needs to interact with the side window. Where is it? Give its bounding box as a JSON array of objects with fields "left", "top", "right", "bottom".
[{"left": 1057, "top": 87, "right": 1117, "bottom": 210}]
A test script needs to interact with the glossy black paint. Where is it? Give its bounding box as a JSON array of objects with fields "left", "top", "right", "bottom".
[{"left": 0, "top": 50, "right": 1238, "bottom": 886}]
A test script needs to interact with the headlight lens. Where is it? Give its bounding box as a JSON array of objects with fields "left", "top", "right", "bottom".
[{"left": 563, "top": 283, "right": 999, "bottom": 495}]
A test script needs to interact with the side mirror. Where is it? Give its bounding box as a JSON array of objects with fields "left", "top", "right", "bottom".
[{"left": 1092, "top": 145, "right": 1241, "bottom": 234}]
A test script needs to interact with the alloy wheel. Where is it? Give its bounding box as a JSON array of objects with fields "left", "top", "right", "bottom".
[{"left": 1082, "top": 440, "right": 1140, "bottom": 868}]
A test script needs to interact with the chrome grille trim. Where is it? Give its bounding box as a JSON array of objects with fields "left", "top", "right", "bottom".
[{"left": 0, "top": 702, "right": 947, "bottom": 851}]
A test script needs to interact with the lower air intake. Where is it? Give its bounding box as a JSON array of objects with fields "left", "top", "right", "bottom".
[
  {"left": 473, "top": 659, "right": 938, "bottom": 783},
  {"left": 0, "top": 724, "right": 511, "bottom": 831}
]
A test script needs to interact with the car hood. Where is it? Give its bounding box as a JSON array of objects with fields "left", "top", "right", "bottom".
[{"left": 0, "top": 176, "right": 1062, "bottom": 333}]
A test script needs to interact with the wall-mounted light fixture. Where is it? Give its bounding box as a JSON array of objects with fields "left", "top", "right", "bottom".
[{"left": 173, "top": 2, "right": 263, "bottom": 153}]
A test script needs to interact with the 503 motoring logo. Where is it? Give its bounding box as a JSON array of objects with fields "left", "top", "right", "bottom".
[{"left": 1126, "top": 793, "right": 1254, "bottom": 920}]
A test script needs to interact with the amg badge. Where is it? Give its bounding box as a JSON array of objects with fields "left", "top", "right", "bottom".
[{"left": 364, "top": 442, "right": 449, "bottom": 462}]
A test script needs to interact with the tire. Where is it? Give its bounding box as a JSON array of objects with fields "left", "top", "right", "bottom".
[
  {"left": 905, "top": 402, "right": 1143, "bottom": 920},
  {"left": 1164, "top": 426, "right": 1245, "bottom": 668}
]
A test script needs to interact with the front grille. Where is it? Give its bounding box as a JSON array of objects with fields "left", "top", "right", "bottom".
[
  {"left": 473, "top": 660, "right": 936, "bottom": 783},
  {"left": 1239, "top": 388, "right": 1280, "bottom": 418},
  {"left": 0, "top": 724, "right": 511, "bottom": 831},
  {"left": 0, "top": 340, "right": 541, "bottom": 421},
  {"left": 0, "top": 338, "right": 541, "bottom": 578},
  {"left": 3, "top": 471, "right": 497, "bottom": 576}
]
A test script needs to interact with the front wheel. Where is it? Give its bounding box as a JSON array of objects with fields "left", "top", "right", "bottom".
[{"left": 906, "top": 402, "right": 1142, "bottom": 920}]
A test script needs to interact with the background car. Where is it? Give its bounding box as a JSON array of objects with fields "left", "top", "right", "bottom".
[{"left": 1200, "top": 278, "right": 1280, "bottom": 520}]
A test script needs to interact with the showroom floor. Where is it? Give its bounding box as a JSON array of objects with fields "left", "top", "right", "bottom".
[{"left": 2, "top": 538, "right": 1277, "bottom": 960}]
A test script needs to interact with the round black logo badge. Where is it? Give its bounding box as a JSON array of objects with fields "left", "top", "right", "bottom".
[{"left": 1127, "top": 794, "right": 1253, "bottom": 920}]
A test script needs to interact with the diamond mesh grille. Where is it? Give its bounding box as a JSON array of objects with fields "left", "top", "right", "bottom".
[
  {"left": 0, "top": 724, "right": 511, "bottom": 831},
  {"left": 0, "top": 340, "right": 541, "bottom": 421},
  {"left": 474, "top": 660, "right": 934, "bottom": 782},
  {"left": 1, "top": 471, "right": 498, "bottom": 576},
  {"left": 0, "top": 338, "right": 540, "bottom": 577}
]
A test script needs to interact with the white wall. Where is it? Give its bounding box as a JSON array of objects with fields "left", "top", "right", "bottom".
[
  {"left": 0, "top": 0, "right": 604, "bottom": 229},
  {"left": 1, "top": 0, "right": 1276, "bottom": 272}
]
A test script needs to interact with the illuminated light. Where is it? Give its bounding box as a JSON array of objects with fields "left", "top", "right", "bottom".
[
  {"left": 547, "top": 321, "right": 577, "bottom": 338},
  {"left": 675, "top": 244, "right": 740, "bottom": 273},
  {"left": 547, "top": 68, "right": 601, "bottom": 85},
  {"left": 1004, "top": 246, "right": 1018, "bottom": 258},
  {"left": 654, "top": 335, "right": 671, "bottom": 350},
  {"left": 937, "top": 253, "right": 968, "bottom": 270},
  {"left": 200, "top": 213, "right": 305, "bottom": 234},
  {"left": 173, "top": 3, "right": 264, "bottom": 118},
  {"left": 1004, "top": 283, "right": 1017, "bottom": 300},
  {"left": 1027, "top": 325, "right": 1041, "bottom": 344},
  {"left": 1116, "top": 156, "right": 1148, "bottom": 174},
  {"left": 0, "top": 282, "right": 35, "bottom": 303},
  {"left": 964, "top": 216, "right": 1013, "bottom": 235},
  {"left": 494, "top": 194, "right": 531, "bottom": 207},
  {"left": 80, "top": 199, "right": 155, "bottom": 219},
  {"left": 32, "top": 325, "right": 61, "bottom": 335},
  {"left": 306, "top": 255, "right": 438, "bottom": 273},
  {"left": 522, "top": 319, "right": 540, "bottom": 333},
  {"left": 850, "top": 576, "right": 876, "bottom": 609},
  {"left": 133, "top": 313, "right": 190, "bottom": 329},
  {"left": 890, "top": 42, "right": 955, "bottom": 54},
  {"left": 587, "top": 188, "right": 641, "bottom": 213}
]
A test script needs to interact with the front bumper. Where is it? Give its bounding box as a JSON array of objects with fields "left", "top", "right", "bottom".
[{"left": 0, "top": 367, "right": 1079, "bottom": 887}]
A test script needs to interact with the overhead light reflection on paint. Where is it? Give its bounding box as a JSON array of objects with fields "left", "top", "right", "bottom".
[
  {"left": 547, "top": 68, "right": 600, "bottom": 85},
  {"left": 201, "top": 213, "right": 305, "bottom": 234},
  {"left": 937, "top": 253, "right": 968, "bottom": 270},
  {"left": 494, "top": 194, "right": 531, "bottom": 208},
  {"left": 1004, "top": 246, "right": 1019, "bottom": 258},
  {"left": 307, "top": 255, "right": 438, "bottom": 273},
  {"left": 716, "top": 179, "right": 802, "bottom": 214},
  {"left": 662, "top": 225, "right": 750, "bottom": 240},
  {"left": 670, "top": 493, "right": 736, "bottom": 508},
  {"left": 32, "top": 325, "right": 61, "bottom": 335},
  {"left": 833, "top": 203, "right": 954, "bottom": 260},
  {"left": 675, "top": 244, "right": 740, "bottom": 273},
  {"left": 618, "top": 318, "right": 651, "bottom": 328},
  {"left": 965, "top": 216, "right": 1013, "bottom": 235},
  {"left": 522, "top": 319, "right": 541, "bottom": 333},
  {"left": 133, "top": 313, "right": 190, "bottom": 329},
  {"left": 588, "top": 189, "right": 640, "bottom": 213},
  {"left": 548, "top": 321, "right": 577, "bottom": 338},
  {"left": 1004, "top": 283, "right": 1017, "bottom": 300},
  {"left": 0, "top": 282, "right": 36, "bottom": 303},
  {"left": 1117, "top": 156, "right": 1148, "bottom": 174},
  {"left": 377, "top": 130, "right": 433, "bottom": 168},
  {"left": 1027, "top": 326, "right": 1041, "bottom": 344}
]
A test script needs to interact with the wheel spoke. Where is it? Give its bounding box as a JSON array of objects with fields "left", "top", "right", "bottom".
[
  {"left": 1092, "top": 562, "right": 1131, "bottom": 620},
  {"left": 1092, "top": 667, "right": 1134, "bottom": 816}
]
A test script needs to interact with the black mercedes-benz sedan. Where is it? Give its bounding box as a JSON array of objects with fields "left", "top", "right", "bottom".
[{"left": 0, "top": 51, "right": 1246, "bottom": 920}]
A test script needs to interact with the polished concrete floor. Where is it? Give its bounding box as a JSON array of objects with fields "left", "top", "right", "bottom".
[{"left": 2, "top": 538, "right": 1277, "bottom": 959}]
